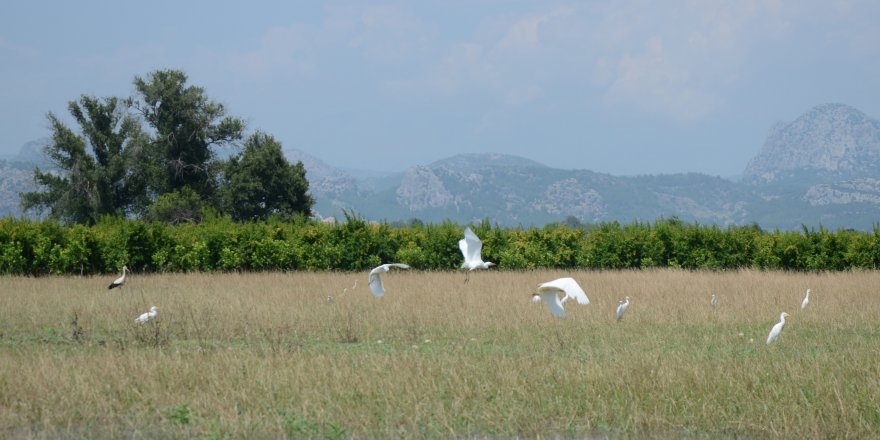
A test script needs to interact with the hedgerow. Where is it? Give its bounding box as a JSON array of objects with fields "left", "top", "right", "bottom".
[{"left": 0, "top": 215, "right": 877, "bottom": 275}]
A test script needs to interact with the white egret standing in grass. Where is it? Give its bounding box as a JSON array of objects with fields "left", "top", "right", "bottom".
[
  {"left": 766, "top": 312, "right": 789, "bottom": 345},
  {"left": 108, "top": 265, "right": 129, "bottom": 290},
  {"left": 532, "top": 277, "right": 589, "bottom": 318},
  {"left": 801, "top": 288, "right": 810, "bottom": 311},
  {"left": 135, "top": 306, "right": 158, "bottom": 323},
  {"left": 616, "top": 296, "right": 630, "bottom": 321},
  {"left": 710, "top": 293, "right": 718, "bottom": 309},
  {"left": 368, "top": 263, "right": 411, "bottom": 297},
  {"left": 343, "top": 280, "right": 358, "bottom": 294},
  {"left": 459, "top": 227, "right": 495, "bottom": 282}
]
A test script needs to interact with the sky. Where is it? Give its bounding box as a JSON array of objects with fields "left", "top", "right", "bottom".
[{"left": 2, "top": 1, "right": 879, "bottom": 177}]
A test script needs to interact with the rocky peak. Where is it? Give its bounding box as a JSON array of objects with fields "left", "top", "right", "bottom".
[{"left": 743, "top": 103, "right": 880, "bottom": 184}]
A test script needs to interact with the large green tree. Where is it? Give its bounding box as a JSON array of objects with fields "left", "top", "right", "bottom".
[
  {"left": 128, "top": 69, "right": 245, "bottom": 206},
  {"left": 223, "top": 132, "right": 314, "bottom": 221},
  {"left": 21, "top": 96, "right": 143, "bottom": 224}
]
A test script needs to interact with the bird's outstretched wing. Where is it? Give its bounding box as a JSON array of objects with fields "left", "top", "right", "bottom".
[
  {"left": 540, "top": 292, "right": 566, "bottom": 318},
  {"left": 368, "top": 263, "right": 410, "bottom": 297},
  {"left": 368, "top": 272, "right": 385, "bottom": 297},
  {"left": 461, "top": 227, "right": 483, "bottom": 264},
  {"left": 538, "top": 277, "right": 589, "bottom": 305}
]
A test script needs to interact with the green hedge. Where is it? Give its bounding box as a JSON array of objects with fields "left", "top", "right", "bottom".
[{"left": 0, "top": 216, "right": 878, "bottom": 275}]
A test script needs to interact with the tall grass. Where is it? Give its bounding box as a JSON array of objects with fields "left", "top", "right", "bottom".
[{"left": 1, "top": 269, "right": 878, "bottom": 438}]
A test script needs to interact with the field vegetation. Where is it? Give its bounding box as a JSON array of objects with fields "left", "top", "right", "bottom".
[{"left": 1, "top": 270, "right": 878, "bottom": 438}]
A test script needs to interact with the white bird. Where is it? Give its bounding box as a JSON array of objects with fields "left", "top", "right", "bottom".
[
  {"left": 710, "top": 293, "right": 718, "bottom": 309},
  {"left": 616, "top": 296, "right": 630, "bottom": 321},
  {"left": 343, "top": 279, "right": 359, "bottom": 294},
  {"left": 368, "top": 263, "right": 411, "bottom": 297},
  {"left": 459, "top": 227, "right": 495, "bottom": 282},
  {"left": 766, "top": 312, "right": 789, "bottom": 345},
  {"left": 135, "top": 306, "right": 158, "bottom": 324},
  {"left": 801, "top": 288, "right": 810, "bottom": 310},
  {"left": 532, "top": 277, "right": 589, "bottom": 318},
  {"left": 108, "top": 265, "right": 129, "bottom": 290}
]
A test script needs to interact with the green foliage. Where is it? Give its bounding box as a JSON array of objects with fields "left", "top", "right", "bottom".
[
  {"left": 145, "top": 187, "right": 204, "bottom": 225},
  {"left": 130, "top": 69, "right": 245, "bottom": 203},
  {"left": 0, "top": 216, "right": 877, "bottom": 275},
  {"left": 222, "top": 132, "right": 314, "bottom": 221},
  {"left": 20, "top": 96, "right": 143, "bottom": 224}
]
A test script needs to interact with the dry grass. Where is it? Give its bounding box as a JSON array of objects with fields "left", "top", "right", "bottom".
[{"left": 1, "top": 269, "right": 879, "bottom": 438}]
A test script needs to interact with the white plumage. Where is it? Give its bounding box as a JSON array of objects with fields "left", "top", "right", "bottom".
[
  {"left": 616, "top": 296, "right": 630, "bottom": 321},
  {"left": 801, "top": 288, "right": 810, "bottom": 310},
  {"left": 766, "top": 312, "right": 789, "bottom": 345},
  {"left": 533, "top": 277, "right": 589, "bottom": 318},
  {"left": 368, "top": 263, "right": 411, "bottom": 297},
  {"left": 710, "top": 293, "right": 717, "bottom": 309},
  {"left": 135, "top": 306, "right": 158, "bottom": 323},
  {"left": 459, "top": 227, "right": 494, "bottom": 282},
  {"left": 108, "top": 265, "right": 129, "bottom": 290}
]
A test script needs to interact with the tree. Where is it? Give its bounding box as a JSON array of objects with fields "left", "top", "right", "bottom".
[
  {"left": 128, "top": 69, "right": 245, "bottom": 207},
  {"left": 20, "top": 96, "right": 143, "bottom": 224},
  {"left": 222, "top": 132, "right": 314, "bottom": 221}
]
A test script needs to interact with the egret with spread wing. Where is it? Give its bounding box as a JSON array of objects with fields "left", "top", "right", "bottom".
[
  {"left": 368, "top": 263, "right": 411, "bottom": 297},
  {"left": 532, "top": 277, "right": 589, "bottom": 318},
  {"left": 459, "top": 227, "right": 494, "bottom": 282}
]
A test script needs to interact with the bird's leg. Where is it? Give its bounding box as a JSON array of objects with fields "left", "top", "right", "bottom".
[{"left": 464, "top": 271, "right": 470, "bottom": 284}]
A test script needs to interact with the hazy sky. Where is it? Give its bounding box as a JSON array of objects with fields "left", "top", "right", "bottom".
[{"left": 2, "top": 1, "right": 879, "bottom": 176}]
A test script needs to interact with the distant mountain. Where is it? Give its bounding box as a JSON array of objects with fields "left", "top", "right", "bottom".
[
  {"left": 743, "top": 103, "right": 880, "bottom": 184},
  {"left": 4, "top": 104, "right": 880, "bottom": 230}
]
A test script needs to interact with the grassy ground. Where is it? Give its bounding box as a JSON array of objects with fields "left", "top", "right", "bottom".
[{"left": 1, "top": 269, "right": 878, "bottom": 438}]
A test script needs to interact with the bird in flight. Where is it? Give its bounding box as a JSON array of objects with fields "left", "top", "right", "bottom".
[
  {"left": 368, "top": 263, "right": 411, "bottom": 297},
  {"left": 459, "top": 227, "right": 494, "bottom": 282},
  {"left": 532, "top": 277, "right": 589, "bottom": 318}
]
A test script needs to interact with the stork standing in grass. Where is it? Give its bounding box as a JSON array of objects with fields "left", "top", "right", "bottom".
[
  {"left": 459, "top": 227, "right": 494, "bottom": 283},
  {"left": 108, "top": 265, "right": 129, "bottom": 290}
]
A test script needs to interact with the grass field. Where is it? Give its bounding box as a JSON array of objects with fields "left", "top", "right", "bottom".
[{"left": 1, "top": 269, "right": 879, "bottom": 438}]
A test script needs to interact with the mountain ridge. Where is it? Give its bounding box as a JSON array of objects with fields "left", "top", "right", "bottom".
[{"left": 3, "top": 103, "right": 879, "bottom": 230}]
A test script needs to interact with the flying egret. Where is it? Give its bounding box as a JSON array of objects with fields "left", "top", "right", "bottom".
[
  {"left": 801, "top": 288, "right": 810, "bottom": 310},
  {"left": 766, "top": 312, "right": 789, "bottom": 345},
  {"left": 532, "top": 277, "right": 589, "bottom": 318},
  {"left": 108, "top": 265, "right": 129, "bottom": 290},
  {"left": 368, "top": 263, "right": 411, "bottom": 297},
  {"left": 616, "top": 296, "right": 630, "bottom": 321},
  {"left": 710, "top": 293, "right": 718, "bottom": 309},
  {"left": 135, "top": 306, "right": 158, "bottom": 324},
  {"left": 459, "top": 227, "right": 495, "bottom": 282}
]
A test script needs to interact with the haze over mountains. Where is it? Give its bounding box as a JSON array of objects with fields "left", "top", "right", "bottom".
[{"left": 3, "top": 103, "right": 880, "bottom": 230}]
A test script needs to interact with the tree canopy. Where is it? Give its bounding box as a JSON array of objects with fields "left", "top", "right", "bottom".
[
  {"left": 223, "top": 132, "right": 314, "bottom": 221},
  {"left": 21, "top": 69, "right": 312, "bottom": 224}
]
